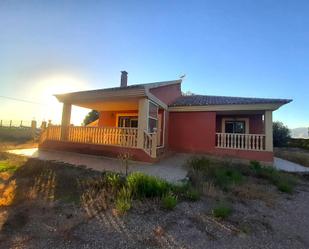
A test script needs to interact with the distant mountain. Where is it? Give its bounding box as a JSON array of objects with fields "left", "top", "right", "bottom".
[{"left": 290, "top": 127, "right": 309, "bottom": 138}]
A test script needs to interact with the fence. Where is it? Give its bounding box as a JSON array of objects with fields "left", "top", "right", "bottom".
[{"left": 0, "top": 120, "right": 45, "bottom": 141}]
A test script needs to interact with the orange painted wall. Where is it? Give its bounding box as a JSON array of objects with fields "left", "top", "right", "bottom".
[
  {"left": 149, "top": 83, "right": 181, "bottom": 105},
  {"left": 168, "top": 111, "right": 217, "bottom": 152},
  {"left": 216, "top": 114, "right": 264, "bottom": 134},
  {"left": 98, "top": 110, "right": 138, "bottom": 127}
]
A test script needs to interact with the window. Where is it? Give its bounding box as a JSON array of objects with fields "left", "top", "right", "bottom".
[
  {"left": 118, "top": 116, "right": 138, "bottom": 128},
  {"left": 225, "top": 121, "right": 246, "bottom": 134},
  {"left": 148, "top": 101, "right": 158, "bottom": 133}
]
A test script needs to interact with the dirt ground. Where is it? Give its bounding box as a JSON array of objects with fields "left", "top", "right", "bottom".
[{"left": 0, "top": 155, "right": 309, "bottom": 249}]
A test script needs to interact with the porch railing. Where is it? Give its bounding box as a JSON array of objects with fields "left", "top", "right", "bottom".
[
  {"left": 216, "top": 133, "right": 266, "bottom": 151},
  {"left": 40, "top": 126, "right": 138, "bottom": 148},
  {"left": 40, "top": 126, "right": 159, "bottom": 158},
  {"left": 143, "top": 131, "right": 157, "bottom": 158},
  {"left": 68, "top": 126, "right": 138, "bottom": 147}
]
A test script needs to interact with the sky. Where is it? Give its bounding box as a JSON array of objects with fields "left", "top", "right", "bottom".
[{"left": 0, "top": 0, "right": 308, "bottom": 128}]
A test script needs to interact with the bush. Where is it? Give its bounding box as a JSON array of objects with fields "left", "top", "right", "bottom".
[
  {"left": 212, "top": 201, "right": 232, "bottom": 219},
  {"left": 273, "top": 121, "right": 291, "bottom": 147},
  {"left": 127, "top": 172, "right": 170, "bottom": 199},
  {"left": 162, "top": 193, "right": 178, "bottom": 210},
  {"left": 115, "top": 187, "right": 132, "bottom": 214}
]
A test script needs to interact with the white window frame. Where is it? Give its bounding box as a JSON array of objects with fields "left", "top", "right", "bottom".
[{"left": 221, "top": 117, "right": 249, "bottom": 134}]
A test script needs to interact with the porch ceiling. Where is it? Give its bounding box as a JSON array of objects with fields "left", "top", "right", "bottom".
[{"left": 74, "top": 98, "right": 140, "bottom": 111}]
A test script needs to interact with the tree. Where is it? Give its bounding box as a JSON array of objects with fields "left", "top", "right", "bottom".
[
  {"left": 83, "top": 110, "right": 99, "bottom": 126},
  {"left": 273, "top": 121, "right": 291, "bottom": 147}
]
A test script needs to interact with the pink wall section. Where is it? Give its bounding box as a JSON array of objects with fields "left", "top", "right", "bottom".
[
  {"left": 149, "top": 83, "right": 181, "bottom": 105},
  {"left": 168, "top": 111, "right": 217, "bottom": 152},
  {"left": 168, "top": 111, "right": 273, "bottom": 162}
]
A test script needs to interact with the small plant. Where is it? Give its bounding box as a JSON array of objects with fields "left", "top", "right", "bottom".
[
  {"left": 162, "top": 193, "right": 178, "bottom": 210},
  {"left": 185, "top": 188, "right": 200, "bottom": 201},
  {"left": 212, "top": 201, "right": 232, "bottom": 219},
  {"left": 115, "top": 187, "right": 132, "bottom": 214},
  {"left": 118, "top": 152, "right": 132, "bottom": 176},
  {"left": 277, "top": 181, "right": 293, "bottom": 193},
  {"left": 105, "top": 172, "right": 123, "bottom": 192},
  {"left": 214, "top": 168, "right": 244, "bottom": 190}
]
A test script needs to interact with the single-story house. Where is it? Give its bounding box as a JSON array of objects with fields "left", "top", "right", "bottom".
[{"left": 39, "top": 71, "right": 291, "bottom": 163}]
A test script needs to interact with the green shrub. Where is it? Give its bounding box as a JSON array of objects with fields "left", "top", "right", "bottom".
[
  {"left": 212, "top": 201, "right": 232, "bottom": 219},
  {"left": 162, "top": 193, "right": 178, "bottom": 210},
  {"left": 127, "top": 172, "right": 170, "bottom": 199},
  {"left": 115, "top": 187, "right": 132, "bottom": 214}
]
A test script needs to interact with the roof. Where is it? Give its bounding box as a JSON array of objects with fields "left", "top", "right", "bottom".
[
  {"left": 55, "top": 79, "right": 182, "bottom": 103},
  {"left": 169, "top": 95, "right": 292, "bottom": 107}
]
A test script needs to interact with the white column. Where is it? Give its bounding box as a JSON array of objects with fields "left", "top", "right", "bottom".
[
  {"left": 60, "top": 103, "right": 72, "bottom": 141},
  {"left": 137, "top": 98, "right": 149, "bottom": 148},
  {"left": 265, "top": 110, "right": 273, "bottom": 151}
]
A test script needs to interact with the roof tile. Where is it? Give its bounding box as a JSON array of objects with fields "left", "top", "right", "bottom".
[{"left": 169, "top": 95, "right": 292, "bottom": 106}]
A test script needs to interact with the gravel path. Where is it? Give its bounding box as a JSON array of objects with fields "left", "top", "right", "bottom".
[{"left": 1, "top": 182, "right": 309, "bottom": 249}]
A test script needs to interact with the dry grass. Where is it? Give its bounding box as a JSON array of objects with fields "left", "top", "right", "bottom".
[
  {"left": 274, "top": 147, "right": 309, "bottom": 167},
  {"left": 231, "top": 182, "right": 277, "bottom": 206},
  {"left": 0, "top": 140, "right": 37, "bottom": 152}
]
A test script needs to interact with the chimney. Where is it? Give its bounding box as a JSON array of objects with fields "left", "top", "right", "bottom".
[{"left": 120, "top": 71, "right": 128, "bottom": 87}]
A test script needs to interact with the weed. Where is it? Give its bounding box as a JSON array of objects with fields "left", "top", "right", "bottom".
[
  {"left": 214, "top": 168, "right": 244, "bottom": 190},
  {"left": 212, "top": 201, "right": 232, "bottom": 219},
  {"left": 162, "top": 193, "right": 178, "bottom": 210},
  {"left": 276, "top": 179, "right": 293, "bottom": 193},
  {"left": 185, "top": 188, "right": 200, "bottom": 201},
  {"left": 115, "top": 187, "right": 132, "bottom": 214}
]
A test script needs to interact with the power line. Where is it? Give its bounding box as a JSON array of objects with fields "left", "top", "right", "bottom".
[{"left": 0, "top": 95, "right": 46, "bottom": 105}]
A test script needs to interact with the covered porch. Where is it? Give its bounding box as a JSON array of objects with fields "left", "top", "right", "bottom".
[
  {"left": 214, "top": 110, "right": 273, "bottom": 159},
  {"left": 39, "top": 87, "right": 168, "bottom": 161}
]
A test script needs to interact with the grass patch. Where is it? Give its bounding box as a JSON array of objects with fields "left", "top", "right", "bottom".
[
  {"left": 127, "top": 172, "right": 170, "bottom": 199},
  {"left": 212, "top": 201, "right": 232, "bottom": 219},
  {"left": 162, "top": 193, "right": 178, "bottom": 210},
  {"left": 0, "top": 161, "right": 19, "bottom": 173},
  {"left": 249, "top": 160, "right": 296, "bottom": 193},
  {"left": 187, "top": 156, "right": 298, "bottom": 199},
  {"left": 187, "top": 156, "right": 245, "bottom": 191}
]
